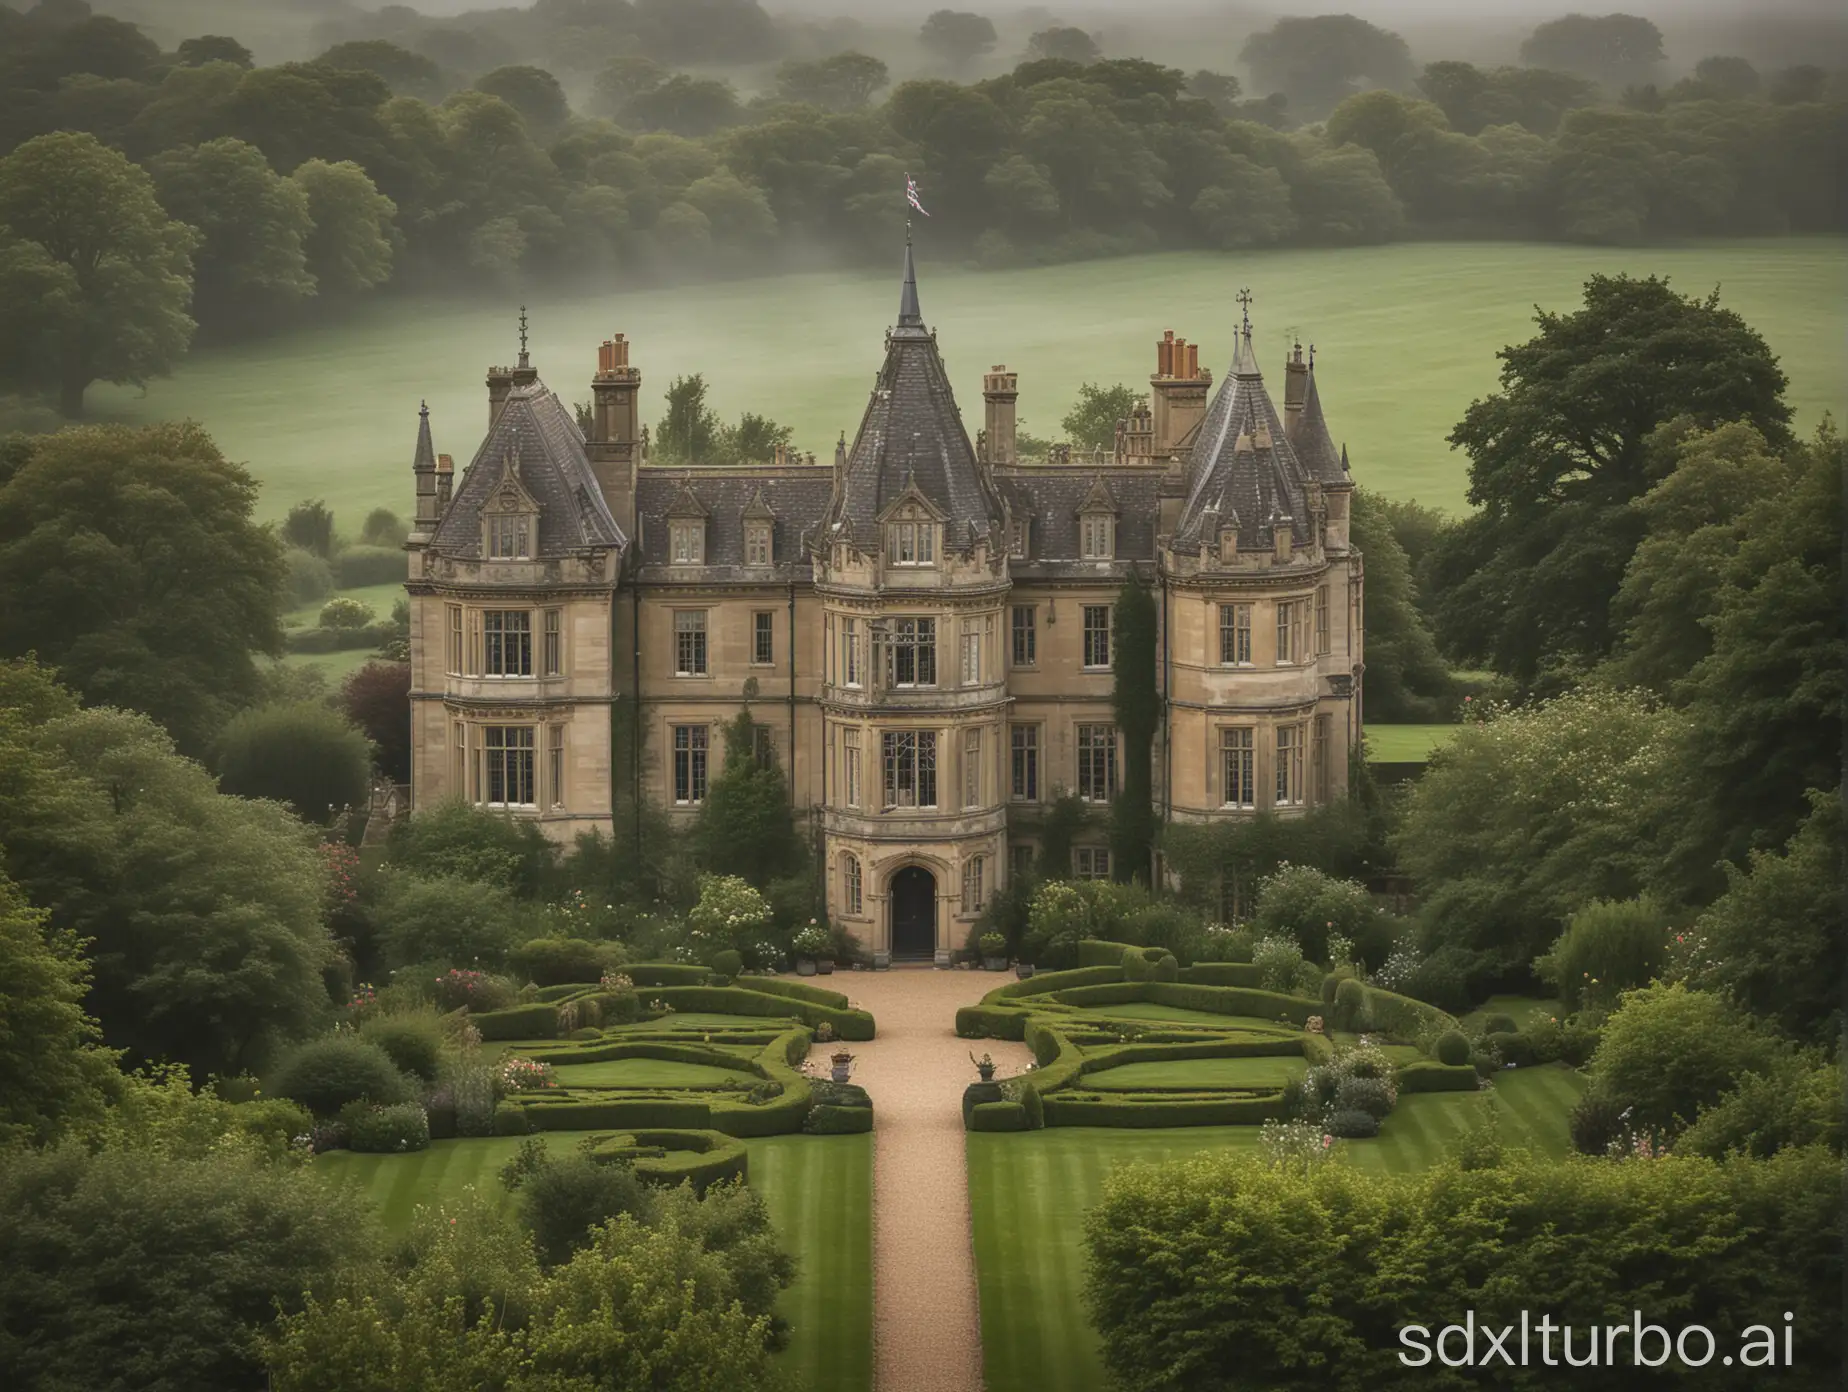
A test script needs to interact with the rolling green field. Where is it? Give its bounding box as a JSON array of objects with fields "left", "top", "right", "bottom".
[
  {"left": 1365, "top": 723, "right": 1463, "bottom": 762},
  {"left": 321, "top": 1132, "right": 873, "bottom": 1392},
  {"left": 968, "top": 1064, "right": 1587, "bottom": 1392},
  {"left": 91, "top": 240, "right": 1845, "bottom": 525}
]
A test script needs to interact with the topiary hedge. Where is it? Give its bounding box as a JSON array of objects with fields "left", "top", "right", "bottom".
[
  {"left": 1042, "top": 1092, "right": 1287, "bottom": 1127},
  {"left": 1395, "top": 1061, "right": 1480, "bottom": 1094},
  {"left": 747, "top": 977, "right": 851, "bottom": 1009},
  {"left": 582, "top": 1128, "right": 749, "bottom": 1191},
  {"left": 1182, "top": 961, "right": 1264, "bottom": 988},
  {"left": 804, "top": 1104, "right": 874, "bottom": 1134},
  {"left": 644, "top": 985, "right": 874, "bottom": 1040},
  {"left": 969, "top": 1101, "right": 1030, "bottom": 1132},
  {"left": 1434, "top": 1029, "right": 1472, "bottom": 1066},
  {"left": 473, "top": 1002, "right": 563, "bottom": 1040}
]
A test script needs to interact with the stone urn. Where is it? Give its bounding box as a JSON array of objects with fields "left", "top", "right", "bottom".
[
  {"left": 829, "top": 1049, "right": 855, "bottom": 1083},
  {"left": 970, "top": 1051, "right": 997, "bottom": 1083}
]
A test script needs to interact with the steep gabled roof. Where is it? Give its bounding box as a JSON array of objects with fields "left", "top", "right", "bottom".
[
  {"left": 1175, "top": 320, "right": 1315, "bottom": 553},
  {"left": 429, "top": 378, "right": 625, "bottom": 558},
  {"left": 828, "top": 240, "right": 1004, "bottom": 551}
]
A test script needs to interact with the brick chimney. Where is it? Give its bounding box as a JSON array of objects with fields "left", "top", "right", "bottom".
[
  {"left": 982, "top": 365, "right": 1018, "bottom": 466},
  {"left": 435, "top": 454, "right": 453, "bottom": 511},
  {"left": 1150, "top": 330, "right": 1210, "bottom": 457},
  {"left": 1283, "top": 340, "right": 1308, "bottom": 441},
  {"left": 585, "top": 332, "right": 641, "bottom": 537}
]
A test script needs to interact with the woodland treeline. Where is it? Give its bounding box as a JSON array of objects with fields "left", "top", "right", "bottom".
[{"left": 0, "top": 1, "right": 1841, "bottom": 402}]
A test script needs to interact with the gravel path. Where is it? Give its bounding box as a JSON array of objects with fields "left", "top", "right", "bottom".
[{"left": 808, "top": 967, "right": 1032, "bottom": 1392}]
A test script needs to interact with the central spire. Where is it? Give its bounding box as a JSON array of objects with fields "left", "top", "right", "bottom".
[{"left": 897, "top": 236, "right": 922, "bottom": 330}]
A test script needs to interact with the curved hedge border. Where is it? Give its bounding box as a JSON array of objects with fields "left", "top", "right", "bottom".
[
  {"left": 582, "top": 1128, "right": 749, "bottom": 1191},
  {"left": 472, "top": 977, "right": 876, "bottom": 1042},
  {"left": 959, "top": 940, "right": 1465, "bottom": 1131},
  {"left": 502, "top": 1026, "right": 818, "bottom": 1138}
]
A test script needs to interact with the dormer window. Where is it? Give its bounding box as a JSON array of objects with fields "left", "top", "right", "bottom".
[
  {"left": 886, "top": 514, "right": 936, "bottom": 566},
  {"left": 670, "top": 520, "right": 703, "bottom": 564},
  {"left": 745, "top": 522, "right": 772, "bottom": 566},
  {"left": 489, "top": 513, "right": 531, "bottom": 559},
  {"left": 1009, "top": 518, "right": 1028, "bottom": 558},
  {"left": 1080, "top": 513, "right": 1115, "bottom": 560}
]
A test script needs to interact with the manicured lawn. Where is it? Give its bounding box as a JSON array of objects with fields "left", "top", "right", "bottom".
[
  {"left": 969, "top": 1065, "right": 1587, "bottom": 1392},
  {"left": 1365, "top": 723, "right": 1462, "bottom": 762},
  {"left": 322, "top": 1132, "right": 873, "bottom": 1392},
  {"left": 1083, "top": 1055, "right": 1307, "bottom": 1091},
  {"left": 548, "top": 1058, "right": 752, "bottom": 1088},
  {"left": 278, "top": 645, "right": 382, "bottom": 683},
  {"left": 93, "top": 240, "right": 1846, "bottom": 524}
]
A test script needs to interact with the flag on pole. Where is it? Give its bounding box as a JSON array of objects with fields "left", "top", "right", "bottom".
[{"left": 905, "top": 173, "right": 930, "bottom": 217}]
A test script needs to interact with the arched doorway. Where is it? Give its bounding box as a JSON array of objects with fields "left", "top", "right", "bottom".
[{"left": 890, "top": 866, "right": 936, "bottom": 960}]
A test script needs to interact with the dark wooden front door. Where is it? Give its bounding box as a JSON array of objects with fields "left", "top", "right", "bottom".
[{"left": 890, "top": 866, "right": 936, "bottom": 959}]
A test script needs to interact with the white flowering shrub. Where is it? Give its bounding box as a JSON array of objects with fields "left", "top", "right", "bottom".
[
  {"left": 1260, "top": 1117, "right": 1336, "bottom": 1169},
  {"left": 687, "top": 874, "right": 772, "bottom": 946}
]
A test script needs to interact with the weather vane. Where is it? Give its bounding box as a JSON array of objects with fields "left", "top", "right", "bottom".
[
  {"left": 1236, "top": 287, "right": 1254, "bottom": 332},
  {"left": 518, "top": 304, "right": 530, "bottom": 366}
]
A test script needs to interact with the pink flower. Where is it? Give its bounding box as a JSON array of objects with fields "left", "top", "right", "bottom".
[{"left": 1322, "top": 1135, "right": 1334, "bottom": 1148}]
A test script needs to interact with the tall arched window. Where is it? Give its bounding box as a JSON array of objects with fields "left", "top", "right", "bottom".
[
  {"left": 842, "top": 853, "right": 863, "bottom": 916},
  {"left": 961, "top": 854, "right": 985, "bottom": 914}
]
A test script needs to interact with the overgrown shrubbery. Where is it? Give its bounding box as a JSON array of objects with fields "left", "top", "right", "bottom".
[
  {"left": 344, "top": 1101, "right": 430, "bottom": 1153},
  {"left": 1537, "top": 895, "right": 1670, "bottom": 1012}
]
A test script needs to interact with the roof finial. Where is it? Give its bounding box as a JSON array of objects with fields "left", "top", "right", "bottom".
[
  {"left": 517, "top": 305, "right": 530, "bottom": 369},
  {"left": 1308, "top": 342, "right": 1316, "bottom": 369},
  {"left": 419, "top": 398, "right": 429, "bottom": 419},
  {"left": 1235, "top": 287, "right": 1254, "bottom": 337}
]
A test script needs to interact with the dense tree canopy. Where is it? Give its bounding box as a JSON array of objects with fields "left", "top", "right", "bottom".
[
  {"left": 1520, "top": 12, "right": 1665, "bottom": 90},
  {"left": 919, "top": 10, "right": 997, "bottom": 70},
  {"left": 0, "top": 660, "right": 336, "bottom": 1078},
  {"left": 0, "top": 864, "right": 117, "bottom": 1148},
  {"left": 213, "top": 700, "right": 374, "bottom": 824},
  {"left": 0, "top": 131, "right": 196, "bottom": 414},
  {"left": 1430, "top": 275, "right": 1790, "bottom": 686},
  {"left": 1239, "top": 14, "right": 1415, "bottom": 118},
  {"left": 694, "top": 710, "right": 799, "bottom": 888},
  {"left": 0, "top": 422, "right": 284, "bottom": 753}
]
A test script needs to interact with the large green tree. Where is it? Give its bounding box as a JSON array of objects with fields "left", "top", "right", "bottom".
[
  {"left": 0, "top": 421, "right": 285, "bottom": 753},
  {"left": 150, "top": 136, "right": 315, "bottom": 328},
  {"left": 0, "top": 660, "right": 336, "bottom": 1077},
  {"left": 1520, "top": 12, "right": 1664, "bottom": 89},
  {"left": 214, "top": 700, "right": 373, "bottom": 824},
  {"left": 1239, "top": 14, "right": 1414, "bottom": 117},
  {"left": 1347, "top": 486, "right": 1452, "bottom": 721},
  {"left": 0, "top": 865, "right": 117, "bottom": 1148},
  {"left": 290, "top": 157, "right": 397, "bottom": 295},
  {"left": 1060, "top": 382, "right": 1140, "bottom": 451},
  {"left": 1430, "top": 275, "right": 1791, "bottom": 686},
  {"left": 1392, "top": 686, "right": 1685, "bottom": 976},
  {"left": 1689, "top": 792, "right": 1844, "bottom": 1046},
  {"left": 0, "top": 130, "right": 197, "bottom": 416},
  {"left": 918, "top": 10, "right": 997, "bottom": 70}
]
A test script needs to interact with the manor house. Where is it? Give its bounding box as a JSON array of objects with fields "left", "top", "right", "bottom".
[{"left": 404, "top": 244, "right": 1364, "bottom": 964}]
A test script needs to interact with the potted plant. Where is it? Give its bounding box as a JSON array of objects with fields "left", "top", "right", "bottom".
[
  {"left": 970, "top": 1051, "right": 997, "bottom": 1083},
  {"left": 979, "top": 932, "right": 1008, "bottom": 971},
  {"left": 793, "top": 925, "right": 829, "bottom": 976},
  {"left": 830, "top": 1049, "right": 855, "bottom": 1082}
]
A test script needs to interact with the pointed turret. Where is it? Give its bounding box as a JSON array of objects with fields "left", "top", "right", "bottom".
[
  {"left": 897, "top": 237, "right": 923, "bottom": 330},
  {"left": 829, "top": 238, "right": 1003, "bottom": 552},
  {"left": 1293, "top": 361, "right": 1347, "bottom": 484},
  {"left": 413, "top": 400, "right": 440, "bottom": 529}
]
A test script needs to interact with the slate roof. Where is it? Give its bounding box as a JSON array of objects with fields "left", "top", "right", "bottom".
[
  {"left": 634, "top": 468, "right": 835, "bottom": 578},
  {"left": 994, "top": 468, "right": 1166, "bottom": 570},
  {"left": 828, "top": 241, "right": 1004, "bottom": 552},
  {"left": 1173, "top": 324, "right": 1316, "bottom": 553},
  {"left": 1289, "top": 366, "right": 1348, "bottom": 486},
  {"left": 429, "top": 378, "right": 626, "bottom": 558}
]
